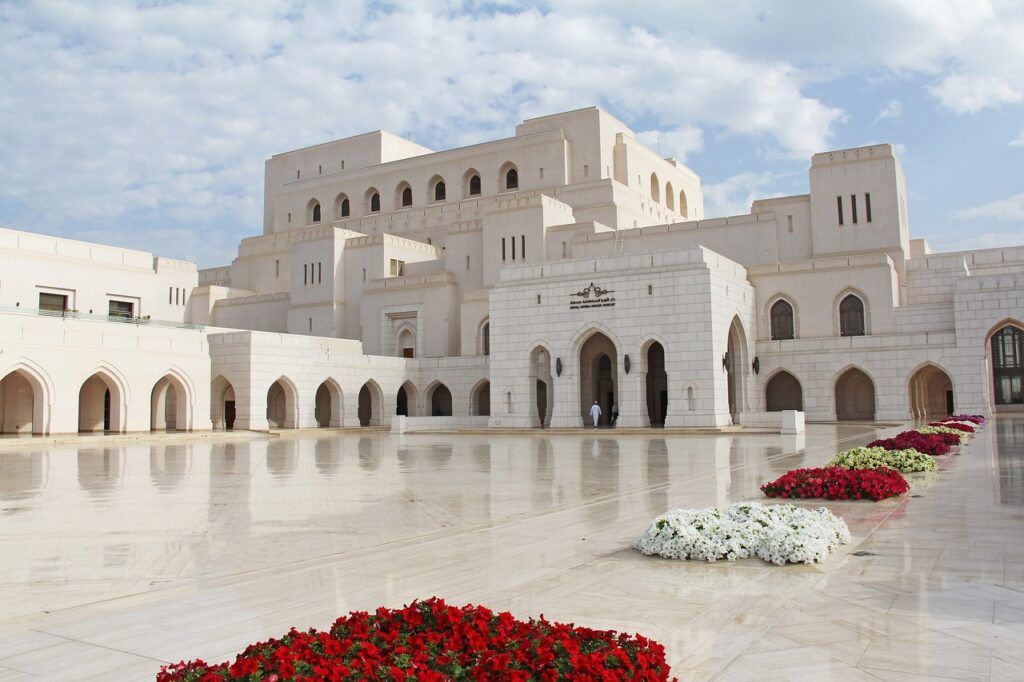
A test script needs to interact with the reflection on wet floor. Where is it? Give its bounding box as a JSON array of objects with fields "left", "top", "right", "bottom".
[{"left": 5, "top": 421, "right": 1021, "bottom": 680}]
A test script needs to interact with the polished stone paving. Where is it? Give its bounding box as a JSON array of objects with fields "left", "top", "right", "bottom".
[{"left": 0, "top": 419, "right": 1022, "bottom": 680}]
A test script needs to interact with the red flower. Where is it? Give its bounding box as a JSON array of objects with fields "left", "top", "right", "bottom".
[{"left": 761, "top": 466, "right": 908, "bottom": 501}]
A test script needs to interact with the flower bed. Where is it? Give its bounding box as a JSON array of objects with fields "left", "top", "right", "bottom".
[
  {"left": 916, "top": 424, "right": 967, "bottom": 441},
  {"left": 157, "top": 598, "right": 675, "bottom": 681},
  {"left": 949, "top": 414, "right": 986, "bottom": 425},
  {"left": 868, "top": 431, "right": 955, "bottom": 456},
  {"left": 829, "top": 446, "right": 937, "bottom": 473},
  {"left": 929, "top": 420, "right": 975, "bottom": 433},
  {"left": 761, "top": 465, "right": 909, "bottom": 501},
  {"left": 635, "top": 502, "right": 850, "bottom": 565}
]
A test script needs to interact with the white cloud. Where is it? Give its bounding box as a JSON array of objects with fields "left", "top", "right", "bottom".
[
  {"left": 932, "top": 228, "right": 1024, "bottom": 253},
  {"left": 702, "top": 172, "right": 780, "bottom": 218},
  {"left": 636, "top": 127, "right": 704, "bottom": 161},
  {"left": 874, "top": 99, "right": 904, "bottom": 123},
  {"left": 955, "top": 192, "right": 1024, "bottom": 221},
  {"left": 1011, "top": 130, "right": 1024, "bottom": 147}
]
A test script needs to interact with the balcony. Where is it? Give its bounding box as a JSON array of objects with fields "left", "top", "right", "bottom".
[{"left": 0, "top": 305, "right": 205, "bottom": 331}]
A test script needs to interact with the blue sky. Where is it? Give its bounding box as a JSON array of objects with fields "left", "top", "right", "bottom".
[{"left": 1, "top": 1, "right": 1021, "bottom": 267}]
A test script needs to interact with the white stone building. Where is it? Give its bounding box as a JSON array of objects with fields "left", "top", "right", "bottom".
[{"left": 1, "top": 106, "right": 1022, "bottom": 434}]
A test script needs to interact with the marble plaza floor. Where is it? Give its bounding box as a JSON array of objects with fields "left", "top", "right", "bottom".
[{"left": 1, "top": 420, "right": 1023, "bottom": 680}]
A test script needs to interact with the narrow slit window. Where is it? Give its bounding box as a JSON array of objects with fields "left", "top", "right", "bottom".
[
  {"left": 511, "top": 236, "right": 516, "bottom": 260},
  {"left": 521, "top": 235, "right": 525, "bottom": 259},
  {"left": 465, "top": 255, "right": 470, "bottom": 270},
  {"left": 561, "top": 241, "right": 567, "bottom": 258},
  {"left": 275, "top": 259, "right": 280, "bottom": 277},
  {"left": 837, "top": 196, "right": 844, "bottom": 225},
  {"left": 501, "top": 238, "right": 506, "bottom": 261},
  {"left": 647, "top": 284, "right": 653, "bottom": 296},
  {"left": 536, "top": 294, "right": 541, "bottom": 304},
  {"left": 318, "top": 262, "right": 322, "bottom": 283},
  {"left": 304, "top": 263, "right": 308, "bottom": 285},
  {"left": 865, "top": 193, "right": 872, "bottom": 222},
  {"left": 168, "top": 287, "right": 173, "bottom": 304},
  {"left": 851, "top": 194, "right": 858, "bottom": 224}
]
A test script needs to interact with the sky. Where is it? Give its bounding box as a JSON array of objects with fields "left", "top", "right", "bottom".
[{"left": 0, "top": 0, "right": 1022, "bottom": 267}]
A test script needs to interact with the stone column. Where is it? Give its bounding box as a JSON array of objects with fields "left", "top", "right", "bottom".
[
  {"left": 549, "top": 361, "right": 582, "bottom": 428},
  {"left": 616, "top": 369, "right": 648, "bottom": 427},
  {"left": 233, "top": 380, "right": 269, "bottom": 431}
]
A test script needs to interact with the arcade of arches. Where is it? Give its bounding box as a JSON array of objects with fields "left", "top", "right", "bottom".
[
  {"left": 909, "top": 365, "right": 953, "bottom": 419},
  {"left": 429, "top": 383, "right": 453, "bottom": 417},
  {"left": 835, "top": 368, "right": 876, "bottom": 421},
  {"left": 766, "top": 371, "right": 803, "bottom": 412},
  {"left": 579, "top": 333, "right": 617, "bottom": 426}
]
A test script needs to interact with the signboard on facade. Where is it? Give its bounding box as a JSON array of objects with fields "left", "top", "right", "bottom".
[{"left": 569, "top": 282, "right": 616, "bottom": 310}]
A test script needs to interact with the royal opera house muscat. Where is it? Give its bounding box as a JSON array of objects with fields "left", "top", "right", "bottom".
[{"left": 1, "top": 106, "right": 1023, "bottom": 438}]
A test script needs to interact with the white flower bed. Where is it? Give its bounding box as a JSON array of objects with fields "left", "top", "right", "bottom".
[
  {"left": 829, "top": 446, "right": 937, "bottom": 472},
  {"left": 635, "top": 502, "right": 851, "bottom": 566},
  {"left": 916, "top": 425, "right": 968, "bottom": 440}
]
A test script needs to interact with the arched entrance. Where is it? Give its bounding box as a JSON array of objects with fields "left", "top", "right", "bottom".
[
  {"left": 991, "top": 324, "right": 1024, "bottom": 409},
  {"left": 835, "top": 367, "right": 876, "bottom": 421},
  {"left": 725, "top": 317, "right": 748, "bottom": 420},
  {"left": 579, "top": 332, "right": 618, "bottom": 426},
  {"left": 766, "top": 371, "right": 803, "bottom": 411},
  {"left": 79, "top": 371, "right": 124, "bottom": 433},
  {"left": 0, "top": 369, "right": 46, "bottom": 435},
  {"left": 471, "top": 380, "right": 490, "bottom": 416},
  {"left": 315, "top": 380, "right": 343, "bottom": 428},
  {"left": 529, "top": 346, "right": 553, "bottom": 427},
  {"left": 358, "top": 381, "right": 383, "bottom": 426},
  {"left": 151, "top": 373, "right": 189, "bottom": 431},
  {"left": 644, "top": 341, "right": 668, "bottom": 427},
  {"left": 266, "top": 378, "right": 298, "bottom": 429},
  {"left": 396, "top": 381, "right": 418, "bottom": 416},
  {"left": 909, "top": 364, "right": 953, "bottom": 419},
  {"left": 211, "top": 376, "right": 236, "bottom": 430},
  {"left": 428, "top": 382, "right": 453, "bottom": 416}
]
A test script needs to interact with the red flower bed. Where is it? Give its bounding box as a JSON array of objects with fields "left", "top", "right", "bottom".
[
  {"left": 929, "top": 420, "right": 975, "bottom": 433},
  {"left": 761, "top": 466, "right": 908, "bottom": 501},
  {"left": 157, "top": 598, "right": 676, "bottom": 681},
  {"left": 949, "top": 414, "right": 985, "bottom": 425},
  {"left": 868, "top": 431, "right": 957, "bottom": 456}
]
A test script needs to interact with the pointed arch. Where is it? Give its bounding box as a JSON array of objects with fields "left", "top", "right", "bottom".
[
  {"left": 665, "top": 181, "right": 675, "bottom": 210},
  {"left": 725, "top": 315, "right": 750, "bottom": 419},
  {"left": 395, "top": 181, "right": 413, "bottom": 209},
  {"left": 470, "top": 379, "right": 491, "bottom": 417},
  {"left": 428, "top": 174, "right": 446, "bottom": 202},
  {"left": 650, "top": 173, "right": 660, "bottom": 202},
  {"left": 78, "top": 364, "right": 130, "bottom": 433},
  {"left": 396, "top": 380, "right": 419, "bottom": 417},
  {"left": 463, "top": 168, "right": 482, "bottom": 197},
  {"left": 679, "top": 190, "right": 688, "bottom": 218},
  {"left": 639, "top": 337, "right": 668, "bottom": 427},
  {"left": 211, "top": 375, "right": 236, "bottom": 430},
  {"left": 835, "top": 288, "right": 869, "bottom": 336},
  {"left": 907, "top": 361, "right": 954, "bottom": 419},
  {"left": 315, "top": 378, "right": 344, "bottom": 428},
  {"left": 500, "top": 162, "right": 518, "bottom": 191},
  {"left": 306, "top": 198, "right": 321, "bottom": 224},
  {"left": 150, "top": 369, "right": 193, "bottom": 431},
  {"left": 765, "top": 369, "right": 803, "bottom": 412},
  {"left": 425, "top": 380, "right": 453, "bottom": 417},
  {"left": 767, "top": 296, "right": 797, "bottom": 341},
  {"left": 334, "top": 192, "right": 350, "bottom": 219},
  {"left": 577, "top": 328, "right": 619, "bottom": 427},
  {"left": 477, "top": 316, "right": 490, "bottom": 356},
  {"left": 266, "top": 376, "right": 299, "bottom": 429},
  {"left": 0, "top": 360, "right": 53, "bottom": 435},
  {"left": 987, "top": 319, "right": 1024, "bottom": 409},
  {"left": 834, "top": 365, "right": 876, "bottom": 421},
  {"left": 364, "top": 187, "right": 381, "bottom": 214},
  {"left": 358, "top": 379, "right": 384, "bottom": 426}
]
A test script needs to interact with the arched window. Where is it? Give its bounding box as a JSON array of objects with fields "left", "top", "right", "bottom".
[
  {"left": 839, "top": 294, "right": 866, "bottom": 337},
  {"left": 770, "top": 299, "right": 795, "bottom": 340},
  {"left": 992, "top": 325, "right": 1024, "bottom": 405},
  {"left": 335, "top": 193, "right": 350, "bottom": 219},
  {"left": 370, "top": 192, "right": 380, "bottom": 212},
  {"left": 434, "top": 180, "right": 446, "bottom": 202},
  {"left": 482, "top": 322, "right": 490, "bottom": 356},
  {"left": 401, "top": 186, "right": 412, "bottom": 207},
  {"left": 340, "top": 198, "right": 350, "bottom": 217},
  {"left": 311, "top": 203, "right": 321, "bottom": 223},
  {"left": 306, "top": 198, "right": 321, "bottom": 224},
  {"left": 469, "top": 174, "right": 481, "bottom": 196},
  {"left": 505, "top": 167, "right": 518, "bottom": 190},
  {"left": 650, "top": 173, "right": 660, "bottom": 202},
  {"left": 679, "top": 190, "right": 688, "bottom": 218},
  {"left": 665, "top": 182, "right": 675, "bottom": 210}
]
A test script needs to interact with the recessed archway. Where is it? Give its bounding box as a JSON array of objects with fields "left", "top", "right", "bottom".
[
  {"left": 909, "top": 364, "right": 953, "bottom": 419},
  {"left": 530, "top": 345, "right": 553, "bottom": 428},
  {"left": 315, "top": 379, "right": 343, "bottom": 428},
  {"left": 766, "top": 370, "right": 803, "bottom": 412},
  {"left": 427, "top": 382, "right": 453, "bottom": 417},
  {"left": 396, "top": 381, "right": 418, "bottom": 416},
  {"left": 0, "top": 367, "right": 48, "bottom": 435},
  {"left": 644, "top": 341, "right": 668, "bottom": 427},
  {"left": 151, "top": 373, "right": 190, "bottom": 431},
  {"left": 211, "top": 375, "right": 236, "bottom": 430},
  {"left": 990, "top": 323, "right": 1024, "bottom": 410},
  {"left": 358, "top": 381, "right": 384, "bottom": 426},
  {"left": 579, "top": 331, "right": 618, "bottom": 427},
  {"left": 78, "top": 369, "right": 126, "bottom": 433},
  {"left": 835, "top": 367, "right": 876, "bottom": 421},
  {"left": 266, "top": 377, "right": 299, "bottom": 429},
  {"left": 725, "top": 317, "right": 749, "bottom": 420},
  {"left": 471, "top": 380, "right": 490, "bottom": 416}
]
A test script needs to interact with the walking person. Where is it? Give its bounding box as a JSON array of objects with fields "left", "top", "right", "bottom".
[{"left": 589, "top": 400, "right": 602, "bottom": 428}]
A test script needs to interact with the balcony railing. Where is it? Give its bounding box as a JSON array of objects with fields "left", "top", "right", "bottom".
[{"left": 0, "top": 305, "right": 205, "bottom": 330}]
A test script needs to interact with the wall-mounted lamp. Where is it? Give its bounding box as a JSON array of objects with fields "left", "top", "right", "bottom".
[
  {"left": 752, "top": 357, "right": 760, "bottom": 375},
  {"left": 624, "top": 354, "right": 631, "bottom": 374},
  {"left": 722, "top": 351, "right": 730, "bottom": 370},
  {"left": 555, "top": 357, "right": 563, "bottom": 377}
]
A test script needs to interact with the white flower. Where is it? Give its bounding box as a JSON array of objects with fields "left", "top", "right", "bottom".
[
  {"left": 635, "top": 502, "right": 850, "bottom": 565},
  {"left": 829, "top": 446, "right": 937, "bottom": 472}
]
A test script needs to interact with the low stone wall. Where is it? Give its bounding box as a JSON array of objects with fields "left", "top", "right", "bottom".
[
  {"left": 737, "top": 410, "right": 805, "bottom": 434},
  {"left": 391, "top": 416, "right": 491, "bottom": 433}
]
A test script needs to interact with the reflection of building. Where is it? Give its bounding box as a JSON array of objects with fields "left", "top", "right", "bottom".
[{"left": 1, "top": 106, "right": 1023, "bottom": 434}]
